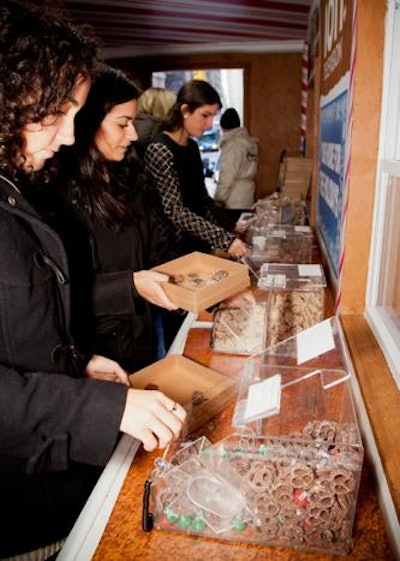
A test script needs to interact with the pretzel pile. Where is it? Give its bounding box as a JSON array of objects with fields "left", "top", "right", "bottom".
[
  {"left": 265, "top": 237, "right": 311, "bottom": 264},
  {"left": 150, "top": 420, "right": 362, "bottom": 554},
  {"left": 267, "top": 282, "right": 325, "bottom": 345},
  {"left": 226, "top": 420, "right": 362, "bottom": 551},
  {"left": 212, "top": 305, "right": 266, "bottom": 354}
]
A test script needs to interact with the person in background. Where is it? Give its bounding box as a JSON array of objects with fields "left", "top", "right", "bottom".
[
  {"left": 0, "top": 3, "right": 185, "bottom": 558},
  {"left": 143, "top": 80, "right": 249, "bottom": 349},
  {"left": 143, "top": 80, "right": 248, "bottom": 259},
  {"left": 214, "top": 107, "right": 259, "bottom": 209},
  {"left": 52, "top": 65, "right": 177, "bottom": 373},
  {"left": 134, "top": 86, "right": 177, "bottom": 156},
  {"left": 133, "top": 86, "right": 181, "bottom": 357}
]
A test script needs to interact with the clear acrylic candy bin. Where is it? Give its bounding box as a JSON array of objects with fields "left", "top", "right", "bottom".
[
  {"left": 260, "top": 228, "right": 313, "bottom": 264},
  {"left": 228, "top": 317, "right": 364, "bottom": 554},
  {"left": 211, "top": 303, "right": 269, "bottom": 355},
  {"left": 147, "top": 319, "right": 363, "bottom": 555},
  {"left": 252, "top": 194, "right": 308, "bottom": 226},
  {"left": 266, "top": 224, "right": 315, "bottom": 245},
  {"left": 148, "top": 389, "right": 362, "bottom": 555},
  {"left": 259, "top": 263, "right": 327, "bottom": 346},
  {"left": 149, "top": 445, "right": 253, "bottom": 537}
]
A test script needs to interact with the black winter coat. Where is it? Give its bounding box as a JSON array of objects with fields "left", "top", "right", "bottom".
[
  {"left": 0, "top": 172, "right": 126, "bottom": 476},
  {"left": 51, "top": 163, "right": 170, "bottom": 373}
]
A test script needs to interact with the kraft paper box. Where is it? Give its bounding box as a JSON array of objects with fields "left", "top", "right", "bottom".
[
  {"left": 129, "top": 354, "right": 236, "bottom": 434},
  {"left": 153, "top": 252, "right": 250, "bottom": 313}
]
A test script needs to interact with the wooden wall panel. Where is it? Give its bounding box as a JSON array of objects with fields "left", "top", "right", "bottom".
[
  {"left": 249, "top": 53, "right": 302, "bottom": 198},
  {"left": 109, "top": 50, "right": 303, "bottom": 199},
  {"left": 341, "top": 1, "right": 386, "bottom": 313}
]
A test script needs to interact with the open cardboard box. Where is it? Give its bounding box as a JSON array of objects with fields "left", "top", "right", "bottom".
[
  {"left": 129, "top": 354, "right": 237, "bottom": 434},
  {"left": 152, "top": 251, "right": 250, "bottom": 313}
]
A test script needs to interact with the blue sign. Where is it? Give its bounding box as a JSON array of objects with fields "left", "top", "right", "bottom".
[{"left": 317, "top": 88, "right": 348, "bottom": 277}]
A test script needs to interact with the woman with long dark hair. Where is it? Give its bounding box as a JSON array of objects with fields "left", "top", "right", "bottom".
[
  {"left": 144, "top": 79, "right": 249, "bottom": 259},
  {"left": 54, "top": 64, "right": 178, "bottom": 373}
]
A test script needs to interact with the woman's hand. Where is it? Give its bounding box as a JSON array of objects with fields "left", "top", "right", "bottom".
[
  {"left": 120, "top": 389, "right": 187, "bottom": 451},
  {"left": 233, "top": 219, "right": 249, "bottom": 235},
  {"left": 227, "top": 238, "right": 249, "bottom": 259},
  {"left": 85, "top": 354, "right": 130, "bottom": 386},
  {"left": 133, "top": 270, "right": 178, "bottom": 311}
]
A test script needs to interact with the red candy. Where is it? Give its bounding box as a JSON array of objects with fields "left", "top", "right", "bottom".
[{"left": 293, "top": 488, "right": 309, "bottom": 507}]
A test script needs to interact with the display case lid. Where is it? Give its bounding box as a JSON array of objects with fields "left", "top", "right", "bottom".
[
  {"left": 231, "top": 317, "right": 356, "bottom": 432},
  {"left": 258, "top": 263, "right": 327, "bottom": 290}
]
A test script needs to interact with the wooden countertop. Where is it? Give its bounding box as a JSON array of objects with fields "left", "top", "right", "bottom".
[
  {"left": 340, "top": 314, "right": 400, "bottom": 523},
  {"left": 88, "top": 308, "right": 395, "bottom": 561}
]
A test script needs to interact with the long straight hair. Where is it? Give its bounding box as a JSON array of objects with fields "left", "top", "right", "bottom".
[{"left": 60, "top": 64, "right": 142, "bottom": 228}]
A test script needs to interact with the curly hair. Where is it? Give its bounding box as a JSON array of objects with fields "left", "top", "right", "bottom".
[{"left": 0, "top": 1, "right": 98, "bottom": 174}]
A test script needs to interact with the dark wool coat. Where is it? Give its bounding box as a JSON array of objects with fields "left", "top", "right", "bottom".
[
  {"left": 133, "top": 112, "right": 164, "bottom": 158},
  {"left": 50, "top": 162, "right": 171, "bottom": 373},
  {"left": 0, "top": 171, "right": 126, "bottom": 476}
]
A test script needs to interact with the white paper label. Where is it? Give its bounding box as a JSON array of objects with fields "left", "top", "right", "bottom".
[
  {"left": 295, "top": 226, "right": 312, "bottom": 233},
  {"left": 271, "top": 229, "right": 287, "bottom": 239},
  {"left": 259, "top": 273, "right": 287, "bottom": 289},
  {"left": 252, "top": 235, "right": 267, "bottom": 251},
  {"left": 243, "top": 374, "right": 282, "bottom": 421},
  {"left": 272, "top": 274, "right": 287, "bottom": 288},
  {"left": 296, "top": 319, "right": 335, "bottom": 364},
  {"left": 298, "top": 264, "right": 322, "bottom": 277}
]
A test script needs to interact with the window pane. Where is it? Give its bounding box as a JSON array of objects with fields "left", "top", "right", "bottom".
[
  {"left": 378, "top": 175, "right": 400, "bottom": 325},
  {"left": 366, "top": 5, "right": 400, "bottom": 387}
]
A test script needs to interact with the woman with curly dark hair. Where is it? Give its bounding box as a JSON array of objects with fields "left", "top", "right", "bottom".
[
  {"left": 0, "top": 2, "right": 185, "bottom": 557},
  {"left": 51, "top": 64, "right": 177, "bottom": 373}
]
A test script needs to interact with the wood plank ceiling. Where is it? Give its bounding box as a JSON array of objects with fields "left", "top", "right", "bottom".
[{"left": 62, "top": 0, "right": 313, "bottom": 59}]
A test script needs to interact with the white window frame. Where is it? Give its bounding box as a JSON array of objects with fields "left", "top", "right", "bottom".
[{"left": 366, "top": 0, "right": 400, "bottom": 388}]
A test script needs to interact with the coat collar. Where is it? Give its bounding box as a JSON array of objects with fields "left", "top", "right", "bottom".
[
  {"left": 0, "top": 171, "right": 21, "bottom": 194},
  {"left": 0, "top": 171, "right": 42, "bottom": 218}
]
